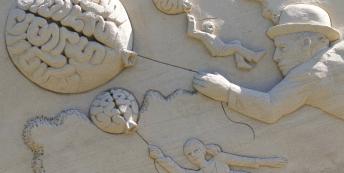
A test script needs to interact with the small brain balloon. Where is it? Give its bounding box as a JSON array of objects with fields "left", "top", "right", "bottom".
[
  {"left": 6, "top": 0, "right": 137, "bottom": 93},
  {"left": 90, "top": 88, "right": 140, "bottom": 134}
]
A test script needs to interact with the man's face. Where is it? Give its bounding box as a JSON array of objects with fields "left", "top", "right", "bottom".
[{"left": 273, "top": 33, "right": 311, "bottom": 76}]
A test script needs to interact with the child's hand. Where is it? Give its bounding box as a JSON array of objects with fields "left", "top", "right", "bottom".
[{"left": 149, "top": 145, "right": 164, "bottom": 160}]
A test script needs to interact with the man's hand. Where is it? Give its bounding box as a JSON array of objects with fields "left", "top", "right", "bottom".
[
  {"left": 149, "top": 145, "right": 164, "bottom": 160},
  {"left": 260, "top": 156, "right": 288, "bottom": 168},
  {"left": 193, "top": 73, "right": 232, "bottom": 102}
]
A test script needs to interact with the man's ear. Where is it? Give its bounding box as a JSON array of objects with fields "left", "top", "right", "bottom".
[
  {"left": 318, "top": 35, "right": 330, "bottom": 45},
  {"left": 303, "top": 38, "right": 312, "bottom": 50}
]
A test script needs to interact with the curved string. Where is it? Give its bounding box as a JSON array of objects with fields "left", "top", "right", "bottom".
[{"left": 221, "top": 102, "right": 256, "bottom": 140}]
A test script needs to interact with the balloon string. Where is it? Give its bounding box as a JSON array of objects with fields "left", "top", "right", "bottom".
[
  {"left": 221, "top": 102, "right": 256, "bottom": 140},
  {"left": 137, "top": 54, "right": 199, "bottom": 73},
  {"left": 135, "top": 132, "right": 162, "bottom": 173}
]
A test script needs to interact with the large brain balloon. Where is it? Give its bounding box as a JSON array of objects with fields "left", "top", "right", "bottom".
[{"left": 6, "top": 0, "right": 137, "bottom": 93}]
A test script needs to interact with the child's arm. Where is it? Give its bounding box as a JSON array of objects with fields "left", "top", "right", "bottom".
[
  {"left": 219, "top": 152, "right": 287, "bottom": 168},
  {"left": 149, "top": 145, "right": 189, "bottom": 173}
]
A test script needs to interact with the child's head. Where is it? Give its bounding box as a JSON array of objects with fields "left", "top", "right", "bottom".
[
  {"left": 202, "top": 21, "right": 216, "bottom": 34},
  {"left": 183, "top": 138, "right": 207, "bottom": 166}
]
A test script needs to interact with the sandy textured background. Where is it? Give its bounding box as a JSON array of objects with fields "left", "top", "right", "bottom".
[{"left": 1, "top": 0, "right": 344, "bottom": 172}]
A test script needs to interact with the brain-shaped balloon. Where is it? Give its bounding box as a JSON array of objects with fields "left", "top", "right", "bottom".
[
  {"left": 90, "top": 88, "right": 139, "bottom": 134},
  {"left": 6, "top": 0, "right": 136, "bottom": 93}
]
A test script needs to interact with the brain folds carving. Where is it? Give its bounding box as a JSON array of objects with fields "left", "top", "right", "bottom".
[
  {"left": 90, "top": 88, "right": 140, "bottom": 134},
  {"left": 6, "top": 0, "right": 136, "bottom": 93}
]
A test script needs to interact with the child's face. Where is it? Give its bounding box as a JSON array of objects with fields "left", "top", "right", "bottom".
[{"left": 184, "top": 142, "right": 206, "bottom": 166}]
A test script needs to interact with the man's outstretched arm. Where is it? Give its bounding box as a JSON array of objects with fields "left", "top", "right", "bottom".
[
  {"left": 226, "top": 75, "right": 313, "bottom": 123},
  {"left": 193, "top": 72, "right": 315, "bottom": 123}
]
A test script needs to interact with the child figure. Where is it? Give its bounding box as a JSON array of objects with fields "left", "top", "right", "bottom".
[
  {"left": 187, "top": 14, "right": 266, "bottom": 70},
  {"left": 149, "top": 138, "right": 287, "bottom": 173}
]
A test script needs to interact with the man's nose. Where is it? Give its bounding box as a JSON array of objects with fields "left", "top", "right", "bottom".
[{"left": 273, "top": 49, "right": 281, "bottom": 62}]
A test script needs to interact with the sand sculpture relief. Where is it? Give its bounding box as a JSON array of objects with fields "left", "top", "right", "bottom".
[
  {"left": 90, "top": 88, "right": 140, "bottom": 134},
  {"left": 149, "top": 138, "right": 287, "bottom": 173},
  {"left": 23, "top": 109, "right": 90, "bottom": 173},
  {"left": 153, "top": 0, "right": 267, "bottom": 71},
  {"left": 2, "top": 0, "right": 344, "bottom": 173},
  {"left": 193, "top": 3, "right": 344, "bottom": 123},
  {"left": 23, "top": 89, "right": 290, "bottom": 173},
  {"left": 6, "top": 0, "right": 137, "bottom": 93}
]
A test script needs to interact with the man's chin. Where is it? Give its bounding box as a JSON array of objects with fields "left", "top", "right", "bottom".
[{"left": 278, "top": 66, "right": 290, "bottom": 77}]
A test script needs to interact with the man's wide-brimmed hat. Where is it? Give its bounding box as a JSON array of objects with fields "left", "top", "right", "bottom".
[{"left": 267, "top": 4, "right": 341, "bottom": 41}]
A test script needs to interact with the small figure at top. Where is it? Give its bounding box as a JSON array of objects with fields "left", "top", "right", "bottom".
[{"left": 186, "top": 14, "right": 266, "bottom": 70}]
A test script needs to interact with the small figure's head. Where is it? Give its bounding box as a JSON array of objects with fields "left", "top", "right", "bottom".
[
  {"left": 267, "top": 4, "right": 340, "bottom": 76},
  {"left": 202, "top": 21, "right": 216, "bottom": 34},
  {"left": 183, "top": 138, "right": 207, "bottom": 166}
]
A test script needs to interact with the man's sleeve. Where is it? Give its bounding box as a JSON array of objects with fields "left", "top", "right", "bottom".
[{"left": 227, "top": 71, "right": 317, "bottom": 123}]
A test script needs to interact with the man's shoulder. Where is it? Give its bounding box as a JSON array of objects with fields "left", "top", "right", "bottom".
[
  {"left": 287, "top": 42, "right": 344, "bottom": 81},
  {"left": 331, "top": 41, "right": 344, "bottom": 54},
  {"left": 317, "top": 41, "right": 344, "bottom": 71},
  {"left": 286, "top": 56, "right": 328, "bottom": 81},
  {"left": 326, "top": 41, "right": 344, "bottom": 62}
]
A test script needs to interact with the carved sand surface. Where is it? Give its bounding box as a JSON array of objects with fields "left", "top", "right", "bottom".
[
  {"left": 23, "top": 109, "right": 155, "bottom": 173},
  {"left": 18, "top": 90, "right": 344, "bottom": 173},
  {"left": 5, "top": 0, "right": 136, "bottom": 93},
  {"left": 90, "top": 88, "right": 140, "bottom": 134},
  {"left": 1, "top": 0, "right": 344, "bottom": 173}
]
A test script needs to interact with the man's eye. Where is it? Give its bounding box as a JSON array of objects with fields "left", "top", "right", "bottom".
[{"left": 279, "top": 46, "right": 286, "bottom": 52}]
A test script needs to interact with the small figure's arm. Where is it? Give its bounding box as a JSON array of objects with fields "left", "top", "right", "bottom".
[
  {"left": 149, "top": 145, "right": 191, "bottom": 173},
  {"left": 219, "top": 152, "right": 288, "bottom": 169},
  {"left": 250, "top": 0, "right": 281, "bottom": 24},
  {"left": 186, "top": 14, "right": 211, "bottom": 40}
]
